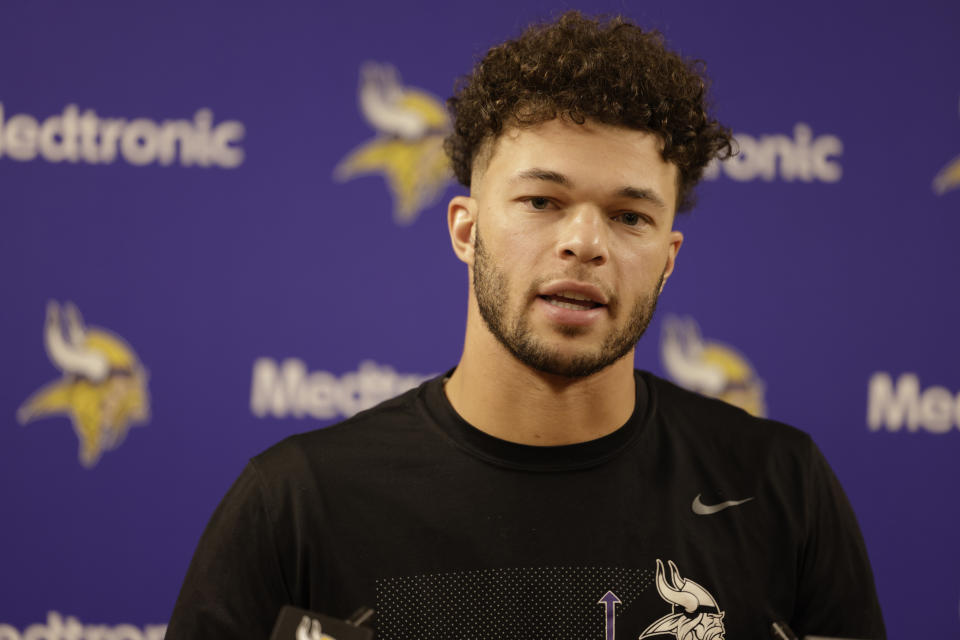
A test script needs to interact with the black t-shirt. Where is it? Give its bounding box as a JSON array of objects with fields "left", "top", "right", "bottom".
[{"left": 166, "top": 371, "right": 885, "bottom": 639}]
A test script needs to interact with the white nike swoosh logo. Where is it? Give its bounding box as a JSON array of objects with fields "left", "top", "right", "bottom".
[{"left": 692, "top": 494, "right": 755, "bottom": 515}]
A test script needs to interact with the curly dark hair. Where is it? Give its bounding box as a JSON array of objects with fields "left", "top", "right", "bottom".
[{"left": 444, "top": 11, "right": 733, "bottom": 212}]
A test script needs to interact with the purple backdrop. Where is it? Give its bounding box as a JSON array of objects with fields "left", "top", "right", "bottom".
[{"left": 2, "top": 1, "right": 958, "bottom": 637}]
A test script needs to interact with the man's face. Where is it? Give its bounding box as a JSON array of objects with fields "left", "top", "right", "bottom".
[{"left": 459, "top": 118, "right": 683, "bottom": 378}]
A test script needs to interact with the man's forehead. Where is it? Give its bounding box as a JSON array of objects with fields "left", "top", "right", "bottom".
[{"left": 470, "top": 119, "right": 678, "bottom": 207}]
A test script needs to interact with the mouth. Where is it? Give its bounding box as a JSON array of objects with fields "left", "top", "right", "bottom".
[{"left": 538, "top": 291, "right": 605, "bottom": 311}]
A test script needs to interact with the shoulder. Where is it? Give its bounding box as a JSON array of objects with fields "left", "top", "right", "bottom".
[
  {"left": 640, "top": 370, "right": 817, "bottom": 463},
  {"left": 250, "top": 377, "right": 437, "bottom": 481}
]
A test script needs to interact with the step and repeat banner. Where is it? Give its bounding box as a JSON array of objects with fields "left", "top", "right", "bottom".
[{"left": 2, "top": 1, "right": 957, "bottom": 637}]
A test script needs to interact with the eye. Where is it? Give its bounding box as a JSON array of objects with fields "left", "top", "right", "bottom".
[
  {"left": 614, "top": 211, "right": 644, "bottom": 226},
  {"left": 526, "top": 197, "right": 552, "bottom": 210}
]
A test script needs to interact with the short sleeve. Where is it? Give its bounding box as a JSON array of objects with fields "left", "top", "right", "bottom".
[
  {"left": 166, "top": 461, "right": 291, "bottom": 639},
  {"left": 791, "top": 441, "right": 886, "bottom": 639}
]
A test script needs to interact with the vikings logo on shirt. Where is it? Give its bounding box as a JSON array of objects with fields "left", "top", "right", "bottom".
[
  {"left": 17, "top": 301, "right": 150, "bottom": 467},
  {"left": 660, "top": 315, "right": 767, "bottom": 418},
  {"left": 932, "top": 96, "right": 960, "bottom": 195},
  {"left": 639, "top": 559, "right": 726, "bottom": 640},
  {"left": 335, "top": 62, "right": 452, "bottom": 225}
]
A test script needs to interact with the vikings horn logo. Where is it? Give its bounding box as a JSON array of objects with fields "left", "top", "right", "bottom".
[
  {"left": 932, "top": 96, "right": 960, "bottom": 195},
  {"left": 639, "top": 559, "right": 726, "bottom": 640},
  {"left": 334, "top": 62, "right": 453, "bottom": 225},
  {"left": 660, "top": 315, "right": 767, "bottom": 418},
  {"left": 17, "top": 301, "right": 150, "bottom": 467}
]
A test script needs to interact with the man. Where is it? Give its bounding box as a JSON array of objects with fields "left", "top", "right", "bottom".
[{"left": 167, "top": 12, "right": 885, "bottom": 639}]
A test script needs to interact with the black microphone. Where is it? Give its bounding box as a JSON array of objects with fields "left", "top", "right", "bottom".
[{"left": 269, "top": 605, "right": 375, "bottom": 640}]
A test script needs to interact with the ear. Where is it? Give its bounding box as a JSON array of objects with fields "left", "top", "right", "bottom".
[
  {"left": 659, "top": 230, "right": 684, "bottom": 293},
  {"left": 448, "top": 195, "right": 477, "bottom": 265}
]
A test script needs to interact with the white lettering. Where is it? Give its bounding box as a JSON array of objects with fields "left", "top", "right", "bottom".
[
  {"left": 251, "top": 357, "right": 307, "bottom": 418},
  {"left": 811, "top": 132, "right": 843, "bottom": 182},
  {"left": 251, "top": 358, "right": 434, "bottom": 421},
  {"left": 781, "top": 124, "right": 812, "bottom": 181},
  {"left": 211, "top": 120, "right": 245, "bottom": 168},
  {"left": 110, "top": 625, "right": 143, "bottom": 640},
  {"left": 722, "top": 133, "right": 765, "bottom": 181},
  {"left": 156, "top": 120, "right": 195, "bottom": 166},
  {"left": 38, "top": 104, "right": 79, "bottom": 162},
  {"left": 61, "top": 616, "right": 82, "bottom": 640},
  {"left": 78, "top": 109, "right": 100, "bottom": 163},
  {"left": 303, "top": 370, "right": 339, "bottom": 419},
  {"left": 919, "top": 386, "right": 956, "bottom": 433},
  {"left": 188, "top": 109, "right": 212, "bottom": 167},
  {"left": 868, "top": 372, "right": 920, "bottom": 431},
  {"left": 4, "top": 114, "right": 40, "bottom": 160},
  {"left": 23, "top": 611, "right": 61, "bottom": 640},
  {"left": 867, "top": 372, "right": 960, "bottom": 434},
  {"left": 0, "top": 102, "right": 245, "bottom": 168},
  {"left": 82, "top": 627, "right": 110, "bottom": 640},
  {"left": 98, "top": 118, "right": 125, "bottom": 163},
  {"left": 0, "top": 613, "right": 166, "bottom": 640},
  {"left": 704, "top": 122, "right": 843, "bottom": 184},
  {"left": 120, "top": 119, "right": 160, "bottom": 166}
]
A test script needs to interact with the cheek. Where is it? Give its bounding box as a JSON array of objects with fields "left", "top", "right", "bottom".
[
  {"left": 615, "top": 248, "right": 671, "bottom": 295},
  {"left": 498, "top": 229, "right": 546, "bottom": 268},
  {"left": 627, "top": 236, "right": 674, "bottom": 269},
  {"left": 615, "top": 240, "right": 662, "bottom": 269}
]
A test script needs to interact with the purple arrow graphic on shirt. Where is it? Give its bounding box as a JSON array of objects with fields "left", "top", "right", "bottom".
[{"left": 598, "top": 590, "right": 621, "bottom": 640}]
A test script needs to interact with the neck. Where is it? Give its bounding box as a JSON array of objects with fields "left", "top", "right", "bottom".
[{"left": 444, "top": 312, "right": 637, "bottom": 446}]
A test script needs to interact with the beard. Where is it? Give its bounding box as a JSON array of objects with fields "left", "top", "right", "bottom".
[{"left": 473, "top": 229, "right": 663, "bottom": 378}]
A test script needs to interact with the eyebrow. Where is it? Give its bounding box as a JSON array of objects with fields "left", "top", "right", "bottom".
[
  {"left": 511, "top": 167, "right": 668, "bottom": 211},
  {"left": 617, "top": 186, "right": 668, "bottom": 211},
  {"left": 513, "top": 168, "right": 571, "bottom": 186}
]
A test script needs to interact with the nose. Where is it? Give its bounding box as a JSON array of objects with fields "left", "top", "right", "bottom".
[{"left": 556, "top": 205, "right": 608, "bottom": 265}]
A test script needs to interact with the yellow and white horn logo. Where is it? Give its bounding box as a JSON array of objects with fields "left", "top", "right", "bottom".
[
  {"left": 660, "top": 315, "right": 767, "bottom": 418},
  {"left": 334, "top": 62, "right": 452, "bottom": 225},
  {"left": 17, "top": 301, "right": 150, "bottom": 467},
  {"left": 932, "top": 96, "right": 960, "bottom": 196}
]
